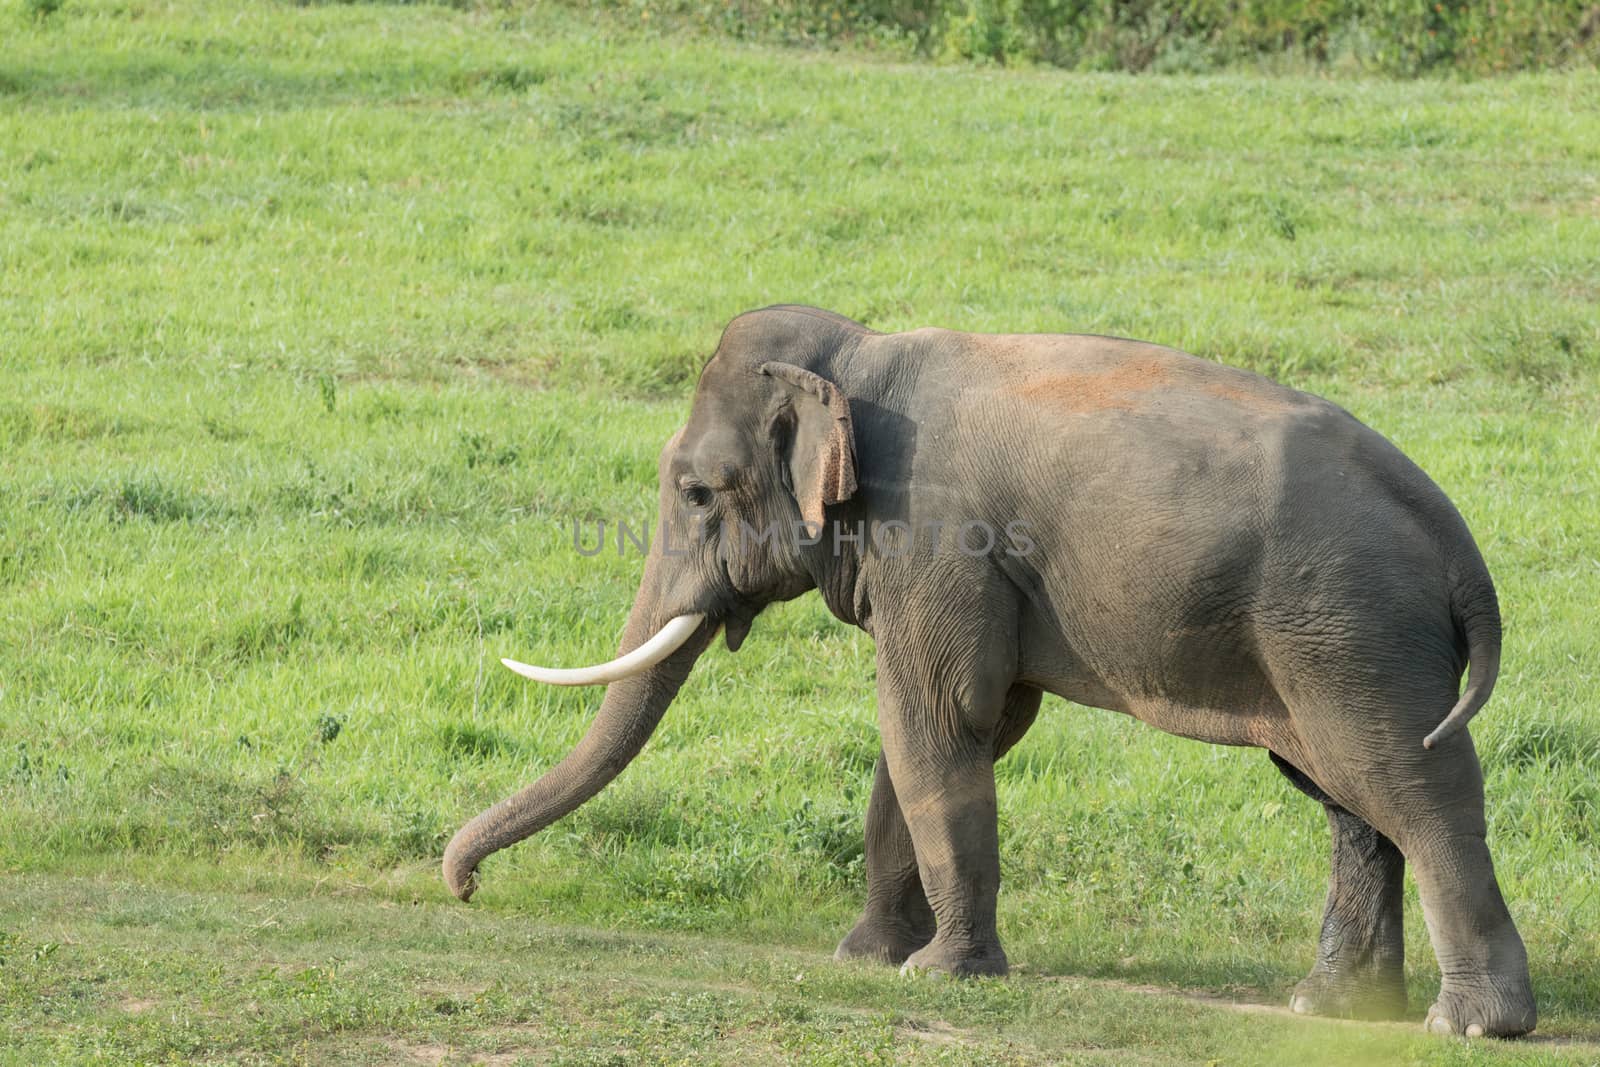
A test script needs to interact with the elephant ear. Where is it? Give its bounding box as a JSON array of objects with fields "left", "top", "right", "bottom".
[{"left": 760, "top": 362, "right": 857, "bottom": 534}]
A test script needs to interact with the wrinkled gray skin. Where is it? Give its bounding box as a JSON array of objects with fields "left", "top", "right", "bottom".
[{"left": 443, "top": 306, "right": 1535, "bottom": 1037}]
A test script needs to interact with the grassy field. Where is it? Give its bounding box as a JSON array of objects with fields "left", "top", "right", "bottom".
[{"left": 3, "top": 1, "right": 1599, "bottom": 1062}]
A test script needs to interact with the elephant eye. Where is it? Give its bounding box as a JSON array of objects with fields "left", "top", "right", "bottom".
[{"left": 681, "top": 483, "right": 713, "bottom": 509}]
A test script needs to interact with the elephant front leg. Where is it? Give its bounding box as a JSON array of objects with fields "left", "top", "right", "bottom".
[
  {"left": 877, "top": 668, "right": 1009, "bottom": 978},
  {"left": 838, "top": 685, "right": 1039, "bottom": 967},
  {"left": 834, "top": 753, "right": 936, "bottom": 965}
]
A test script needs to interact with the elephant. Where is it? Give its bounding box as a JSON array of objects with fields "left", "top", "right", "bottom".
[{"left": 442, "top": 305, "right": 1536, "bottom": 1038}]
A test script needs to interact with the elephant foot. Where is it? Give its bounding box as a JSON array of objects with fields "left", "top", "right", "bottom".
[
  {"left": 1289, "top": 965, "right": 1407, "bottom": 1021},
  {"left": 899, "top": 937, "right": 1008, "bottom": 979},
  {"left": 1424, "top": 977, "right": 1536, "bottom": 1038},
  {"left": 834, "top": 916, "right": 934, "bottom": 966}
]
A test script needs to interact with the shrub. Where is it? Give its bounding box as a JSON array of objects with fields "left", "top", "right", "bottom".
[{"left": 580, "top": 0, "right": 1600, "bottom": 75}]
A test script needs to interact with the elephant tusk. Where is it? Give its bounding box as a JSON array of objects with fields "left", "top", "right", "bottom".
[{"left": 501, "top": 613, "right": 706, "bottom": 686}]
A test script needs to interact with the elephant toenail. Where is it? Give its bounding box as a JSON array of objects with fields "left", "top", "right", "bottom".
[
  {"left": 1428, "top": 1015, "right": 1455, "bottom": 1035},
  {"left": 1290, "top": 996, "right": 1312, "bottom": 1014},
  {"left": 1465, "top": 1024, "right": 1484, "bottom": 1038}
]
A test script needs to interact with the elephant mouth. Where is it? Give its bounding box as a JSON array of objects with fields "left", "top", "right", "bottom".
[
  {"left": 713, "top": 565, "right": 746, "bottom": 651},
  {"left": 722, "top": 608, "right": 755, "bottom": 652}
]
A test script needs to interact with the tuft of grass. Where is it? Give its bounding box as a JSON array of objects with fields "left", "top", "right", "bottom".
[
  {"left": 436, "top": 722, "right": 518, "bottom": 761},
  {"left": 1484, "top": 716, "right": 1600, "bottom": 771},
  {"left": 110, "top": 477, "right": 209, "bottom": 523}
]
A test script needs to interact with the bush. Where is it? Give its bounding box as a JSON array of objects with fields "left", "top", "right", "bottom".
[{"left": 584, "top": 0, "right": 1600, "bottom": 75}]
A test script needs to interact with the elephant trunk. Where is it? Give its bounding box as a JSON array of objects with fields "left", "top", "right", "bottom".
[{"left": 442, "top": 586, "right": 713, "bottom": 901}]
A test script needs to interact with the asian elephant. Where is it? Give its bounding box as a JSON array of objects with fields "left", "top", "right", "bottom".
[{"left": 442, "top": 305, "right": 1535, "bottom": 1037}]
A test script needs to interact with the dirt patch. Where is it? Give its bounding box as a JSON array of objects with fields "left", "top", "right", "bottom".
[
  {"left": 391, "top": 1042, "right": 452, "bottom": 1066},
  {"left": 1008, "top": 355, "right": 1176, "bottom": 414},
  {"left": 1009, "top": 358, "right": 1297, "bottom": 417},
  {"left": 1047, "top": 975, "right": 1600, "bottom": 1049},
  {"left": 387, "top": 1039, "right": 525, "bottom": 1066},
  {"left": 1199, "top": 380, "right": 1298, "bottom": 414},
  {"left": 897, "top": 1018, "right": 979, "bottom": 1047}
]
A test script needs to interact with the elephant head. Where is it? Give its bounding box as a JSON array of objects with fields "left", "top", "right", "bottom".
[{"left": 442, "top": 306, "right": 866, "bottom": 900}]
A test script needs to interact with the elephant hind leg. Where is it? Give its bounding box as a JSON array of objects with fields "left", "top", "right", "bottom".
[
  {"left": 1270, "top": 752, "right": 1407, "bottom": 1020},
  {"left": 1408, "top": 828, "right": 1536, "bottom": 1037},
  {"left": 1373, "top": 740, "right": 1535, "bottom": 1038},
  {"left": 1282, "top": 695, "right": 1536, "bottom": 1038}
]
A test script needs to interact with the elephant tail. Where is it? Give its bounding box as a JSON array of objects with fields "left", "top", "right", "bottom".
[{"left": 1422, "top": 554, "right": 1502, "bottom": 750}]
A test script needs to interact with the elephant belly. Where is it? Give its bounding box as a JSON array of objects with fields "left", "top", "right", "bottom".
[
  {"left": 1119, "top": 694, "right": 1293, "bottom": 750},
  {"left": 1019, "top": 620, "right": 1298, "bottom": 753}
]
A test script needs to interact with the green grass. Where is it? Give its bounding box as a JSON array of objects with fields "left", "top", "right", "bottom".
[
  {"left": 13, "top": 876, "right": 1600, "bottom": 1067},
  {"left": 2, "top": 1, "right": 1599, "bottom": 1062}
]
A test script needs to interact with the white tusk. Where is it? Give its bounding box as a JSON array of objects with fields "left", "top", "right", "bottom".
[{"left": 501, "top": 613, "right": 706, "bottom": 686}]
